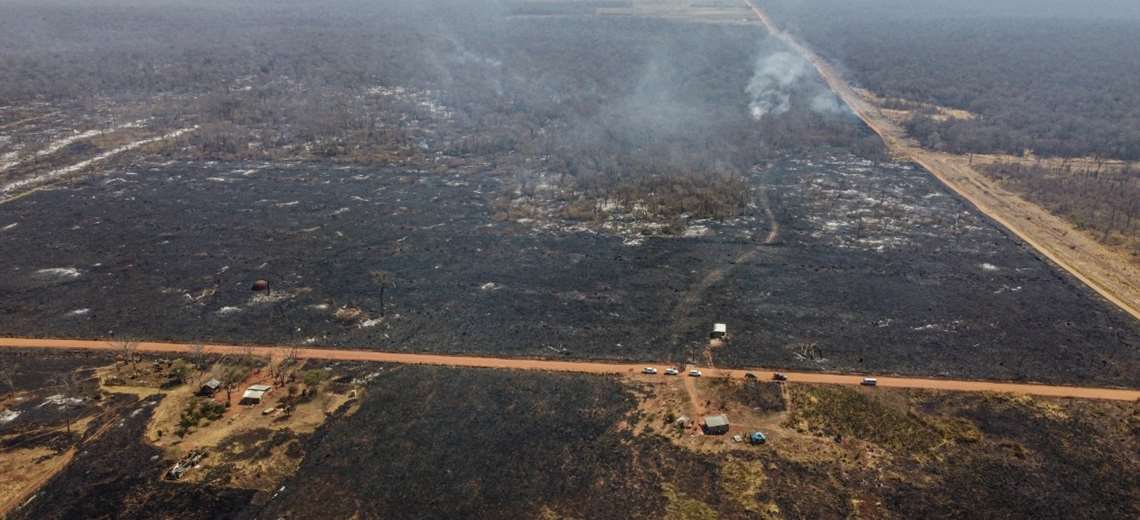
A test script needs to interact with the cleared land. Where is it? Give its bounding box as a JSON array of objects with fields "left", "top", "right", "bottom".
[
  {"left": 746, "top": 0, "right": 1140, "bottom": 322},
  {"left": 1, "top": 339, "right": 1136, "bottom": 400}
]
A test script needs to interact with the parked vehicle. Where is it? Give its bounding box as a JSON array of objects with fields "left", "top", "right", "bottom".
[
  {"left": 688, "top": 369, "right": 702, "bottom": 377},
  {"left": 861, "top": 377, "right": 877, "bottom": 386},
  {"left": 744, "top": 372, "right": 758, "bottom": 380},
  {"left": 749, "top": 431, "right": 767, "bottom": 445},
  {"left": 772, "top": 372, "right": 788, "bottom": 381},
  {"left": 642, "top": 367, "right": 658, "bottom": 375},
  {"left": 664, "top": 367, "right": 679, "bottom": 375}
]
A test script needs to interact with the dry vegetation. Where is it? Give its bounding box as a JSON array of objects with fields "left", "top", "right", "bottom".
[{"left": 980, "top": 161, "right": 1140, "bottom": 260}]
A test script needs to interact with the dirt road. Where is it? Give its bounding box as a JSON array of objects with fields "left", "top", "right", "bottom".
[
  {"left": 1, "top": 337, "right": 1135, "bottom": 401},
  {"left": 743, "top": 0, "right": 1140, "bottom": 322}
]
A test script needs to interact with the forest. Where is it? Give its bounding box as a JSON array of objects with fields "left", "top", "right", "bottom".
[
  {"left": 762, "top": 0, "right": 1140, "bottom": 160},
  {"left": 981, "top": 161, "right": 1140, "bottom": 258}
]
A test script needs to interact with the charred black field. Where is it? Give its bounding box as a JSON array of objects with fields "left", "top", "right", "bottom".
[
  {"left": 2, "top": 2, "right": 1139, "bottom": 519},
  {"left": 6, "top": 361, "right": 1136, "bottom": 519},
  {"left": 3, "top": 1, "right": 1135, "bottom": 386},
  {"left": 0, "top": 151, "right": 1136, "bottom": 386}
]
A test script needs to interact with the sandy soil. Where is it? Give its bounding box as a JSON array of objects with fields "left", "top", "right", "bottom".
[
  {"left": 0, "top": 446, "right": 75, "bottom": 515},
  {"left": 1, "top": 338, "right": 1135, "bottom": 400},
  {"left": 745, "top": 0, "right": 1140, "bottom": 323}
]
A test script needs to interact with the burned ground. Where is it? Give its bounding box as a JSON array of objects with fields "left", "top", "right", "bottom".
[
  {"left": 1, "top": 154, "right": 1137, "bottom": 386},
  {"left": 3, "top": 359, "right": 1137, "bottom": 519},
  {"left": 256, "top": 366, "right": 664, "bottom": 519},
  {"left": 258, "top": 368, "right": 1140, "bottom": 519},
  {"left": 8, "top": 392, "right": 255, "bottom": 520},
  {"left": 3, "top": 1, "right": 1134, "bottom": 385}
]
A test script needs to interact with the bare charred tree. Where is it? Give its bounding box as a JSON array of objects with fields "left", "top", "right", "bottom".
[
  {"left": 240, "top": 345, "right": 256, "bottom": 367},
  {"left": 112, "top": 339, "right": 139, "bottom": 374},
  {"left": 0, "top": 358, "right": 16, "bottom": 398},
  {"left": 189, "top": 343, "right": 207, "bottom": 376},
  {"left": 370, "top": 270, "right": 395, "bottom": 316},
  {"left": 56, "top": 370, "right": 84, "bottom": 435}
]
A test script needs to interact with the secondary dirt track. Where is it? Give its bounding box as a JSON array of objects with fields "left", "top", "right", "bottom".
[
  {"left": 744, "top": 0, "right": 1140, "bottom": 323},
  {"left": 1, "top": 337, "right": 1136, "bottom": 401}
]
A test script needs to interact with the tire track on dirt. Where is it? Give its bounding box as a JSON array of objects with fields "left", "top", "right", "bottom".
[{"left": 667, "top": 186, "right": 780, "bottom": 367}]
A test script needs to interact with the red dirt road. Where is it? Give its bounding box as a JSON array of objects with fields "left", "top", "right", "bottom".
[{"left": 1, "top": 337, "right": 1136, "bottom": 401}]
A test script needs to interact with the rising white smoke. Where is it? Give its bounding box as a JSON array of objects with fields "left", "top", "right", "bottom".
[
  {"left": 746, "top": 51, "right": 808, "bottom": 119},
  {"left": 746, "top": 49, "right": 849, "bottom": 120}
]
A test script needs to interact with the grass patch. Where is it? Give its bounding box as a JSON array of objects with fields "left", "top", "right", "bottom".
[
  {"left": 662, "top": 483, "right": 719, "bottom": 520},
  {"left": 719, "top": 456, "right": 766, "bottom": 513},
  {"left": 786, "top": 385, "right": 941, "bottom": 454}
]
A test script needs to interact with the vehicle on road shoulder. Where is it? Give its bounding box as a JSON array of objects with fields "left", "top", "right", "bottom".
[
  {"left": 664, "top": 367, "right": 679, "bottom": 375},
  {"left": 688, "top": 369, "right": 702, "bottom": 377},
  {"left": 642, "top": 367, "right": 658, "bottom": 375},
  {"left": 773, "top": 372, "right": 787, "bottom": 381},
  {"left": 861, "top": 377, "right": 877, "bottom": 386}
]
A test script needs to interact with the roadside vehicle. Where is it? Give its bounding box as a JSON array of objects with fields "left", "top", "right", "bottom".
[
  {"left": 744, "top": 372, "right": 758, "bottom": 380},
  {"left": 772, "top": 372, "right": 788, "bottom": 381},
  {"left": 642, "top": 367, "right": 658, "bottom": 375},
  {"left": 861, "top": 377, "right": 877, "bottom": 386},
  {"left": 688, "top": 369, "right": 702, "bottom": 377},
  {"left": 664, "top": 367, "right": 679, "bottom": 375}
]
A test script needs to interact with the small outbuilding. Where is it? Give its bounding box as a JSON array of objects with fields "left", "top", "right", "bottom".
[
  {"left": 239, "top": 384, "right": 272, "bottom": 405},
  {"left": 711, "top": 323, "right": 727, "bottom": 339},
  {"left": 197, "top": 378, "right": 222, "bottom": 397},
  {"left": 702, "top": 414, "right": 730, "bottom": 435}
]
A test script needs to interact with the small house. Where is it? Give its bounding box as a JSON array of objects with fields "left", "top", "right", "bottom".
[
  {"left": 239, "top": 384, "right": 272, "bottom": 405},
  {"left": 702, "top": 414, "right": 730, "bottom": 435},
  {"left": 197, "top": 378, "right": 222, "bottom": 397},
  {"left": 711, "top": 323, "right": 727, "bottom": 339}
]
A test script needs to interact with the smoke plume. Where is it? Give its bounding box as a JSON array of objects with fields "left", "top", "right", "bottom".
[
  {"left": 746, "top": 51, "right": 808, "bottom": 119},
  {"left": 746, "top": 48, "right": 848, "bottom": 120}
]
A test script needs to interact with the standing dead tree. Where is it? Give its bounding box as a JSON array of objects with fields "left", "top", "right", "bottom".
[
  {"left": 220, "top": 366, "right": 247, "bottom": 406},
  {"left": 188, "top": 343, "right": 208, "bottom": 383},
  {"left": 370, "top": 270, "right": 395, "bottom": 316},
  {"left": 111, "top": 339, "right": 139, "bottom": 374},
  {"left": 0, "top": 357, "right": 17, "bottom": 398},
  {"left": 56, "top": 370, "right": 85, "bottom": 435},
  {"left": 240, "top": 345, "right": 257, "bottom": 367}
]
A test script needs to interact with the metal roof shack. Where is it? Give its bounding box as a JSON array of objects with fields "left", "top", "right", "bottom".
[
  {"left": 702, "top": 414, "right": 730, "bottom": 435},
  {"left": 197, "top": 378, "right": 222, "bottom": 396},
  {"left": 711, "top": 323, "right": 727, "bottom": 339},
  {"left": 239, "top": 384, "right": 272, "bottom": 405}
]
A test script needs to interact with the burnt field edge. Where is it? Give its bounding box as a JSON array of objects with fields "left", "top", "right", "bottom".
[{"left": 898, "top": 157, "right": 1140, "bottom": 325}]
